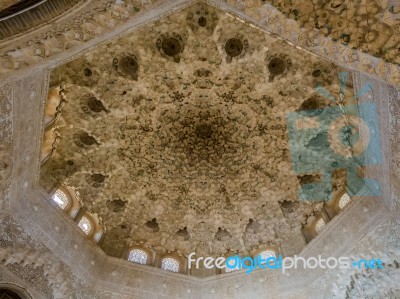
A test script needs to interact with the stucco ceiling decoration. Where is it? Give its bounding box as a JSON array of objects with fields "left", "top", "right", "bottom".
[
  {"left": 251, "top": 0, "right": 400, "bottom": 64},
  {"left": 40, "top": 3, "right": 355, "bottom": 258},
  {"left": 224, "top": 0, "right": 400, "bottom": 84},
  {"left": 0, "top": 0, "right": 398, "bottom": 87}
]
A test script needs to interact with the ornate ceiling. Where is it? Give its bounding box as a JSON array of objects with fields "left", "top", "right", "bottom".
[
  {"left": 40, "top": 3, "right": 356, "bottom": 259},
  {"left": 265, "top": 0, "right": 400, "bottom": 63},
  {"left": 0, "top": 0, "right": 399, "bottom": 297}
]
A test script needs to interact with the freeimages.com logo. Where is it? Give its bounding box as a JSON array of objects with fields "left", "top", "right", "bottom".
[{"left": 286, "top": 72, "right": 382, "bottom": 201}]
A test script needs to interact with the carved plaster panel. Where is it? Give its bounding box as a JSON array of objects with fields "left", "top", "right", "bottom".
[
  {"left": 0, "top": 0, "right": 192, "bottom": 80},
  {"left": 0, "top": 214, "right": 109, "bottom": 299}
]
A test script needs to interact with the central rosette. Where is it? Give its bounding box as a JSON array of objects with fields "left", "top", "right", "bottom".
[
  {"left": 155, "top": 99, "right": 252, "bottom": 173},
  {"left": 195, "top": 123, "right": 213, "bottom": 139}
]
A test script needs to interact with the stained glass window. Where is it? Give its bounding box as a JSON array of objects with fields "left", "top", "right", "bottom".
[
  {"left": 78, "top": 216, "right": 92, "bottom": 235},
  {"left": 161, "top": 257, "right": 180, "bottom": 272},
  {"left": 52, "top": 190, "right": 69, "bottom": 209},
  {"left": 339, "top": 193, "right": 351, "bottom": 209},
  {"left": 128, "top": 249, "right": 148, "bottom": 265},
  {"left": 315, "top": 218, "right": 325, "bottom": 233}
]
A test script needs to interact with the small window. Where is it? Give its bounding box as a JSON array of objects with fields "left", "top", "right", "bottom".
[
  {"left": 52, "top": 190, "right": 69, "bottom": 209},
  {"left": 338, "top": 193, "right": 351, "bottom": 209},
  {"left": 315, "top": 218, "right": 325, "bottom": 233},
  {"left": 161, "top": 257, "right": 180, "bottom": 273},
  {"left": 128, "top": 249, "right": 148, "bottom": 265},
  {"left": 78, "top": 216, "right": 92, "bottom": 235}
]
